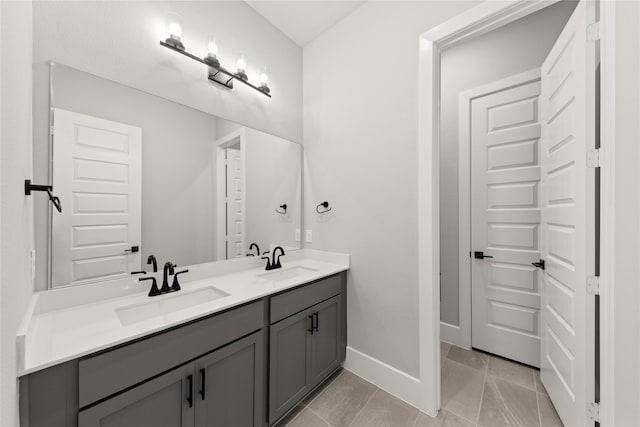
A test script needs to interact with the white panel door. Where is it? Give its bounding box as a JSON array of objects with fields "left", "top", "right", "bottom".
[
  {"left": 52, "top": 108, "right": 142, "bottom": 287},
  {"left": 225, "top": 148, "right": 245, "bottom": 258},
  {"left": 539, "top": 1, "right": 595, "bottom": 425},
  {"left": 471, "top": 79, "right": 542, "bottom": 367}
]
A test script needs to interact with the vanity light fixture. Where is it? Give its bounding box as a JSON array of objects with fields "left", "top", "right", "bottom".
[
  {"left": 164, "top": 13, "right": 185, "bottom": 51},
  {"left": 160, "top": 32, "right": 272, "bottom": 97}
]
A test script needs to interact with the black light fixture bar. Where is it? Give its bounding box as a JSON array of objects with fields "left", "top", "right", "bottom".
[{"left": 160, "top": 41, "right": 272, "bottom": 98}]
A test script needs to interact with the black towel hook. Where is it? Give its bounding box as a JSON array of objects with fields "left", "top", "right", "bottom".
[
  {"left": 316, "top": 201, "right": 332, "bottom": 214},
  {"left": 25, "top": 179, "right": 62, "bottom": 213},
  {"left": 276, "top": 204, "right": 287, "bottom": 215}
]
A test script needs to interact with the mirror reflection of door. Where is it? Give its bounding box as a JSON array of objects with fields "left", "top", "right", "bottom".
[
  {"left": 51, "top": 108, "right": 142, "bottom": 287},
  {"left": 215, "top": 130, "right": 246, "bottom": 261},
  {"left": 225, "top": 146, "right": 245, "bottom": 259}
]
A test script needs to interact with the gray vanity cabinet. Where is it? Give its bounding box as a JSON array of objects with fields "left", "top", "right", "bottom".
[
  {"left": 194, "top": 331, "right": 264, "bottom": 427},
  {"left": 19, "top": 272, "right": 347, "bottom": 427},
  {"left": 268, "top": 273, "right": 345, "bottom": 425},
  {"left": 78, "top": 363, "right": 194, "bottom": 427},
  {"left": 78, "top": 331, "right": 263, "bottom": 427},
  {"left": 310, "top": 296, "right": 341, "bottom": 385},
  {"left": 268, "top": 309, "right": 314, "bottom": 424}
]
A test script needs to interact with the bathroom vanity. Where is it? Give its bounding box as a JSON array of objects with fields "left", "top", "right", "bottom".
[
  {"left": 21, "top": 45, "right": 336, "bottom": 427},
  {"left": 17, "top": 251, "right": 349, "bottom": 427}
]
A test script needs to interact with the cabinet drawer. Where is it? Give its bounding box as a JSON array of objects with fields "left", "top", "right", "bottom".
[
  {"left": 270, "top": 274, "right": 342, "bottom": 324},
  {"left": 78, "top": 300, "right": 263, "bottom": 408}
]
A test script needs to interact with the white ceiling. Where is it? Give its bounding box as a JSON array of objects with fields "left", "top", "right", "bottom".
[{"left": 245, "top": 1, "right": 366, "bottom": 47}]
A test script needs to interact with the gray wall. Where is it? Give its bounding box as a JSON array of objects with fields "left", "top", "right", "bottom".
[
  {"left": 303, "top": 0, "right": 479, "bottom": 379},
  {"left": 244, "top": 128, "right": 301, "bottom": 252},
  {"left": 438, "top": 1, "right": 577, "bottom": 326},
  {"left": 1, "top": 2, "right": 35, "bottom": 425},
  {"left": 215, "top": 120, "right": 301, "bottom": 255},
  {"left": 610, "top": 2, "right": 640, "bottom": 423}
]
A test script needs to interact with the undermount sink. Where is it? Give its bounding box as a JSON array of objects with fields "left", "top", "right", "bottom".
[
  {"left": 116, "top": 286, "right": 230, "bottom": 326},
  {"left": 258, "top": 266, "right": 318, "bottom": 282}
]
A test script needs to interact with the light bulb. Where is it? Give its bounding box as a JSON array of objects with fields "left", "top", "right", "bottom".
[
  {"left": 258, "top": 66, "right": 270, "bottom": 94},
  {"left": 165, "top": 12, "right": 185, "bottom": 51},
  {"left": 168, "top": 22, "right": 182, "bottom": 39},
  {"left": 207, "top": 41, "right": 218, "bottom": 57},
  {"left": 204, "top": 36, "right": 220, "bottom": 69},
  {"left": 236, "top": 56, "right": 247, "bottom": 72}
]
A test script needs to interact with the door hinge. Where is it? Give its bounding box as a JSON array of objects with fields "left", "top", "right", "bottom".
[
  {"left": 587, "top": 402, "right": 600, "bottom": 422},
  {"left": 587, "top": 148, "right": 601, "bottom": 168},
  {"left": 587, "top": 22, "right": 601, "bottom": 42},
  {"left": 587, "top": 276, "right": 600, "bottom": 295}
]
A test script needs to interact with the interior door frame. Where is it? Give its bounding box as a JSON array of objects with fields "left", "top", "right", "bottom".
[
  {"left": 441, "top": 68, "right": 542, "bottom": 350},
  {"left": 214, "top": 128, "right": 246, "bottom": 261},
  {"left": 417, "top": 0, "right": 612, "bottom": 417}
]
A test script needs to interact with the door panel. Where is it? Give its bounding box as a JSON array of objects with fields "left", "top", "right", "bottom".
[
  {"left": 78, "top": 363, "right": 194, "bottom": 427},
  {"left": 195, "top": 331, "right": 263, "bottom": 427},
  {"left": 539, "top": 1, "right": 596, "bottom": 425},
  {"left": 269, "top": 309, "right": 312, "bottom": 424},
  {"left": 311, "top": 296, "right": 341, "bottom": 387},
  {"left": 225, "top": 148, "right": 245, "bottom": 258},
  {"left": 471, "top": 78, "right": 542, "bottom": 367},
  {"left": 52, "top": 108, "right": 142, "bottom": 287}
]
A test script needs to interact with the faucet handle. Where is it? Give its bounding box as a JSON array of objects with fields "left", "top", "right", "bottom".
[
  {"left": 274, "top": 253, "right": 285, "bottom": 268},
  {"left": 139, "top": 277, "right": 161, "bottom": 297},
  {"left": 171, "top": 269, "right": 189, "bottom": 292},
  {"left": 261, "top": 256, "right": 273, "bottom": 270}
]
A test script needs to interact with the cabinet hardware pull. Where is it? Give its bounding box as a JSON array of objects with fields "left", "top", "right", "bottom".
[
  {"left": 187, "top": 374, "right": 193, "bottom": 408},
  {"left": 308, "top": 314, "right": 314, "bottom": 335},
  {"left": 313, "top": 312, "right": 319, "bottom": 332},
  {"left": 200, "top": 368, "right": 206, "bottom": 400}
]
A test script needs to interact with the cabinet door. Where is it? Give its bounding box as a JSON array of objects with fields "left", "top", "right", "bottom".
[
  {"left": 310, "top": 295, "right": 342, "bottom": 387},
  {"left": 269, "top": 309, "right": 312, "bottom": 424},
  {"left": 78, "top": 363, "right": 194, "bottom": 427},
  {"left": 195, "top": 331, "right": 264, "bottom": 427}
]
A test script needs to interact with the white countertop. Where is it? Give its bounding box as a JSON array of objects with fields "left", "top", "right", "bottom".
[{"left": 17, "top": 249, "right": 349, "bottom": 376}]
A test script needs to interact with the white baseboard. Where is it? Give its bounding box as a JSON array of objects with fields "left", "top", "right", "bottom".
[
  {"left": 344, "top": 346, "right": 422, "bottom": 410},
  {"left": 440, "top": 321, "right": 469, "bottom": 348}
]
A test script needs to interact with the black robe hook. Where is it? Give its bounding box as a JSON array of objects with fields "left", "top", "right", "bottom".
[{"left": 25, "top": 180, "right": 62, "bottom": 213}]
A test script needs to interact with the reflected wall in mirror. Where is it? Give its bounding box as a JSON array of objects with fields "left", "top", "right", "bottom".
[{"left": 41, "top": 64, "right": 301, "bottom": 288}]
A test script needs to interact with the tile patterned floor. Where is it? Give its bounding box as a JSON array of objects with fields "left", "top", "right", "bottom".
[{"left": 276, "top": 343, "right": 563, "bottom": 427}]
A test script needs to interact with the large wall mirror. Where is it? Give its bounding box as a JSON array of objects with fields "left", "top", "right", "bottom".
[{"left": 36, "top": 64, "right": 301, "bottom": 288}]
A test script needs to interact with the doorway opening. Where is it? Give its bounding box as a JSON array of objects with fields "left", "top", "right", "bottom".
[
  {"left": 419, "top": 0, "right": 600, "bottom": 425},
  {"left": 215, "top": 129, "right": 246, "bottom": 261}
]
